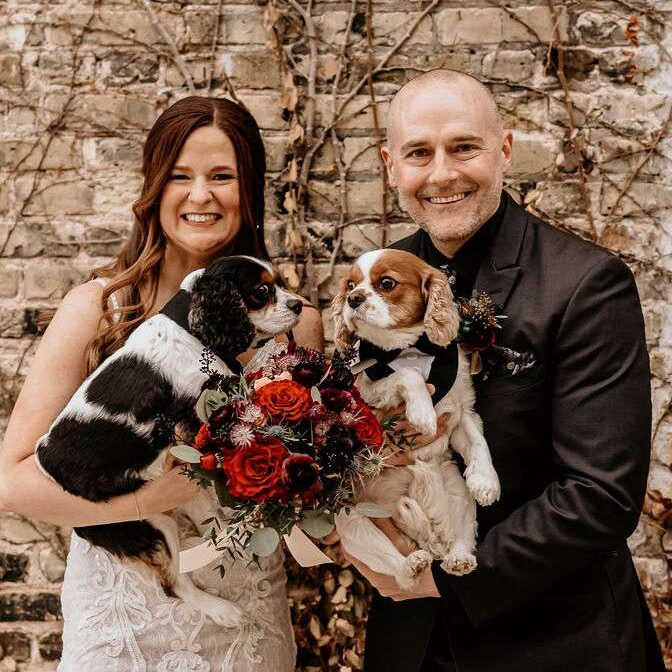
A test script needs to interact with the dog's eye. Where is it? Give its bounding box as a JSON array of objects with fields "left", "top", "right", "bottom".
[
  {"left": 379, "top": 277, "right": 396, "bottom": 290},
  {"left": 346, "top": 280, "right": 356, "bottom": 291},
  {"left": 253, "top": 284, "right": 271, "bottom": 301}
]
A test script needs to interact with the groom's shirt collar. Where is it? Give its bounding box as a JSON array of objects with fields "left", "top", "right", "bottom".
[{"left": 414, "top": 192, "right": 506, "bottom": 298}]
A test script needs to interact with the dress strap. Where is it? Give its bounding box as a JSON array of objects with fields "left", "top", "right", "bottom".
[{"left": 90, "top": 277, "right": 121, "bottom": 323}]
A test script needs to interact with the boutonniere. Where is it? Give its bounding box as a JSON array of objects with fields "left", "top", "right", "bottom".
[
  {"left": 457, "top": 291, "right": 505, "bottom": 374},
  {"left": 456, "top": 291, "right": 535, "bottom": 380}
]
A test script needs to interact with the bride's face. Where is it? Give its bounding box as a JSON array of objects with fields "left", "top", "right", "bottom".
[{"left": 159, "top": 125, "right": 242, "bottom": 266}]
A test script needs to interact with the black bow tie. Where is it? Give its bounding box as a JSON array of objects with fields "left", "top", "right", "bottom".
[{"left": 358, "top": 334, "right": 458, "bottom": 404}]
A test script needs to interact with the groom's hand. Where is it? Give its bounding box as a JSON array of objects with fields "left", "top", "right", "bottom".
[{"left": 344, "top": 549, "right": 440, "bottom": 601}]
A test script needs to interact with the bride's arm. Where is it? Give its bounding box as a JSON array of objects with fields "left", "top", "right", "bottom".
[
  {"left": 290, "top": 302, "right": 324, "bottom": 351},
  {"left": 0, "top": 282, "right": 200, "bottom": 527}
]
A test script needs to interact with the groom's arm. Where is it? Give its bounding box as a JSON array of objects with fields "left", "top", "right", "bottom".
[{"left": 429, "top": 253, "right": 651, "bottom": 628}]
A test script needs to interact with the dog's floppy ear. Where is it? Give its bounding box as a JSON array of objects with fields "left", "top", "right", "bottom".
[
  {"left": 423, "top": 268, "right": 460, "bottom": 346},
  {"left": 188, "top": 271, "right": 255, "bottom": 358},
  {"left": 330, "top": 279, "right": 354, "bottom": 352}
]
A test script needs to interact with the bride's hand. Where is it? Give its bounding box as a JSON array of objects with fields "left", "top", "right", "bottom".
[{"left": 137, "top": 455, "right": 202, "bottom": 515}]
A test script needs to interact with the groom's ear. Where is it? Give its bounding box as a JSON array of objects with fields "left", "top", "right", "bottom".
[{"left": 381, "top": 146, "right": 397, "bottom": 188}]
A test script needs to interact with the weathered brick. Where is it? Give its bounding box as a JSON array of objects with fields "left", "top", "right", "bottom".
[
  {"left": 595, "top": 90, "right": 670, "bottom": 134},
  {"left": 0, "top": 592, "right": 62, "bottom": 622},
  {"left": 236, "top": 93, "right": 286, "bottom": 131},
  {"left": 24, "top": 264, "right": 84, "bottom": 300},
  {"left": 69, "top": 94, "right": 158, "bottom": 131},
  {"left": 574, "top": 11, "right": 630, "bottom": 46},
  {"left": 341, "top": 223, "right": 384, "bottom": 257},
  {"left": 482, "top": 50, "right": 536, "bottom": 83},
  {"left": 38, "top": 631, "right": 63, "bottom": 661},
  {"left": 220, "top": 51, "right": 282, "bottom": 89},
  {"left": 0, "top": 632, "right": 31, "bottom": 663},
  {"left": 634, "top": 556, "right": 670, "bottom": 594},
  {"left": 38, "top": 549, "right": 66, "bottom": 584},
  {"left": 22, "top": 181, "right": 95, "bottom": 217},
  {"left": 82, "top": 136, "right": 143, "bottom": 170},
  {"left": 219, "top": 7, "right": 267, "bottom": 45},
  {"left": 372, "top": 12, "right": 433, "bottom": 45},
  {"left": 0, "top": 136, "right": 81, "bottom": 172},
  {"left": 509, "top": 131, "right": 560, "bottom": 175},
  {"left": 0, "top": 268, "right": 20, "bottom": 298},
  {"left": 0, "top": 553, "right": 29, "bottom": 583},
  {"left": 184, "top": 10, "right": 217, "bottom": 45},
  {"left": 601, "top": 182, "right": 672, "bottom": 219},
  {"left": 82, "top": 10, "right": 168, "bottom": 46},
  {"left": 98, "top": 50, "right": 159, "bottom": 86},
  {"left": 437, "top": 6, "right": 567, "bottom": 46},
  {"left": 308, "top": 179, "right": 387, "bottom": 217},
  {"left": 0, "top": 54, "right": 22, "bottom": 87}
]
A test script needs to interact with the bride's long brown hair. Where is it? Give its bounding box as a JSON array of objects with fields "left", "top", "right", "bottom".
[{"left": 85, "top": 96, "right": 269, "bottom": 373}]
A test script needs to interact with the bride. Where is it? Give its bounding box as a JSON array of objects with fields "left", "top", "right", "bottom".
[{"left": 0, "top": 96, "right": 323, "bottom": 671}]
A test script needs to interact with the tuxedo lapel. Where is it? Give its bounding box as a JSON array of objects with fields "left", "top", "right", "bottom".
[{"left": 474, "top": 193, "right": 527, "bottom": 310}]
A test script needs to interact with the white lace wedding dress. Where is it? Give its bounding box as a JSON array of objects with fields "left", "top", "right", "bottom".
[{"left": 58, "top": 338, "right": 296, "bottom": 672}]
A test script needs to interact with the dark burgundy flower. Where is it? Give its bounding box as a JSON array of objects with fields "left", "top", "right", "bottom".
[
  {"left": 320, "top": 388, "right": 356, "bottom": 413},
  {"left": 210, "top": 404, "right": 235, "bottom": 429},
  {"left": 281, "top": 454, "right": 323, "bottom": 502},
  {"left": 292, "top": 362, "right": 324, "bottom": 388}
]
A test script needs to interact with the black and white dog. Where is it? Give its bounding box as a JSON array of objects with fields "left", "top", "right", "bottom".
[{"left": 36, "top": 256, "right": 303, "bottom": 626}]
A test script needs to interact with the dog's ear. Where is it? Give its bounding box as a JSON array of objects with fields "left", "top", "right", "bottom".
[
  {"left": 423, "top": 269, "right": 460, "bottom": 346},
  {"left": 330, "top": 279, "right": 354, "bottom": 352},
  {"left": 188, "top": 272, "right": 255, "bottom": 358}
]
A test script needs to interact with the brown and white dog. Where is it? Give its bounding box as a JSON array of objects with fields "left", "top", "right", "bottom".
[{"left": 332, "top": 249, "right": 500, "bottom": 588}]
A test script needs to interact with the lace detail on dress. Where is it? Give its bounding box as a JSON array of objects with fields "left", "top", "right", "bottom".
[{"left": 77, "top": 536, "right": 152, "bottom": 672}]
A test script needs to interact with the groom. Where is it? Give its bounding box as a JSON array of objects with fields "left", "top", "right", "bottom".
[{"left": 348, "top": 69, "right": 665, "bottom": 671}]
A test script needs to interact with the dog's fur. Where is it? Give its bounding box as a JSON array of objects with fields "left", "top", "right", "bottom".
[
  {"left": 332, "top": 249, "right": 500, "bottom": 589},
  {"left": 36, "top": 256, "right": 303, "bottom": 625}
]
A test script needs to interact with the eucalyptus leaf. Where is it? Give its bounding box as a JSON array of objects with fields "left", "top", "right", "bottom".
[
  {"left": 310, "top": 385, "right": 322, "bottom": 403},
  {"left": 301, "top": 510, "right": 335, "bottom": 538},
  {"left": 195, "top": 389, "right": 227, "bottom": 423},
  {"left": 354, "top": 501, "right": 392, "bottom": 518},
  {"left": 169, "top": 444, "right": 202, "bottom": 464},
  {"left": 247, "top": 526, "right": 280, "bottom": 557},
  {"left": 351, "top": 358, "right": 376, "bottom": 375}
]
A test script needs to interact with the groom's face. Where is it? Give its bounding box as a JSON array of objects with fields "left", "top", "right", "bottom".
[{"left": 381, "top": 80, "right": 512, "bottom": 256}]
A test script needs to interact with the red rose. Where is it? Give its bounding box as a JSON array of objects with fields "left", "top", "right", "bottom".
[
  {"left": 221, "top": 436, "right": 289, "bottom": 502},
  {"left": 254, "top": 380, "right": 313, "bottom": 421},
  {"left": 353, "top": 401, "right": 384, "bottom": 450}
]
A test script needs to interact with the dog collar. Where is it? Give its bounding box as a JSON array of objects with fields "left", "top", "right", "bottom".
[
  {"left": 160, "top": 289, "right": 243, "bottom": 375},
  {"left": 358, "top": 334, "right": 458, "bottom": 404}
]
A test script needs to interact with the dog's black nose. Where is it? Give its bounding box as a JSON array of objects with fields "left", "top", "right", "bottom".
[
  {"left": 286, "top": 298, "right": 303, "bottom": 315},
  {"left": 347, "top": 292, "right": 366, "bottom": 309}
]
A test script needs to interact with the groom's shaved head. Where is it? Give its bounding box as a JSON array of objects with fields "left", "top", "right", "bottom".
[{"left": 386, "top": 69, "right": 503, "bottom": 149}]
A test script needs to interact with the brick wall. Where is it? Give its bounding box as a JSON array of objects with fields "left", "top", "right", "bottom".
[{"left": 1, "top": 1, "right": 670, "bottom": 669}]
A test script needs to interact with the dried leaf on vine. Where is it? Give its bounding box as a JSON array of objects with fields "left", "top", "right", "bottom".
[
  {"left": 284, "top": 187, "right": 297, "bottom": 214},
  {"left": 280, "top": 70, "right": 298, "bottom": 112},
  {"left": 624, "top": 15, "right": 640, "bottom": 47},
  {"left": 287, "top": 120, "right": 305, "bottom": 146},
  {"left": 288, "top": 158, "right": 298, "bottom": 182}
]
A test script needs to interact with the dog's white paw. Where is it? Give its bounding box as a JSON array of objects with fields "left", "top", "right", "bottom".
[
  {"left": 440, "top": 551, "right": 477, "bottom": 576},
  {"left": 397, "top": 550, "right": 433, "bottom": 591},
  {"left": 465, "top": 467, "right": 500, "bottom": 506},
  {"left": 405, "top": 403, "right": 437, "bottom": 437},
  {"left": 201, "top": 596, "right": 243, "bottom": 627}
]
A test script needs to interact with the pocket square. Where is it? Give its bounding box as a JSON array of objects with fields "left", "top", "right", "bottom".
[{"left": 481, "top": 344, "right": 536, "bottom": 381}]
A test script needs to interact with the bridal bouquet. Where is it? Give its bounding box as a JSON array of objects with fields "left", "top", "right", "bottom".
[{"left": 171, "top": 342, "right": 393, "bottom": 565}]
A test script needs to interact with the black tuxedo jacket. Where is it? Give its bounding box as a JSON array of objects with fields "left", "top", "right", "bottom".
[{"left": 364, "top": 193, "right": 665, "bottom": 672}]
